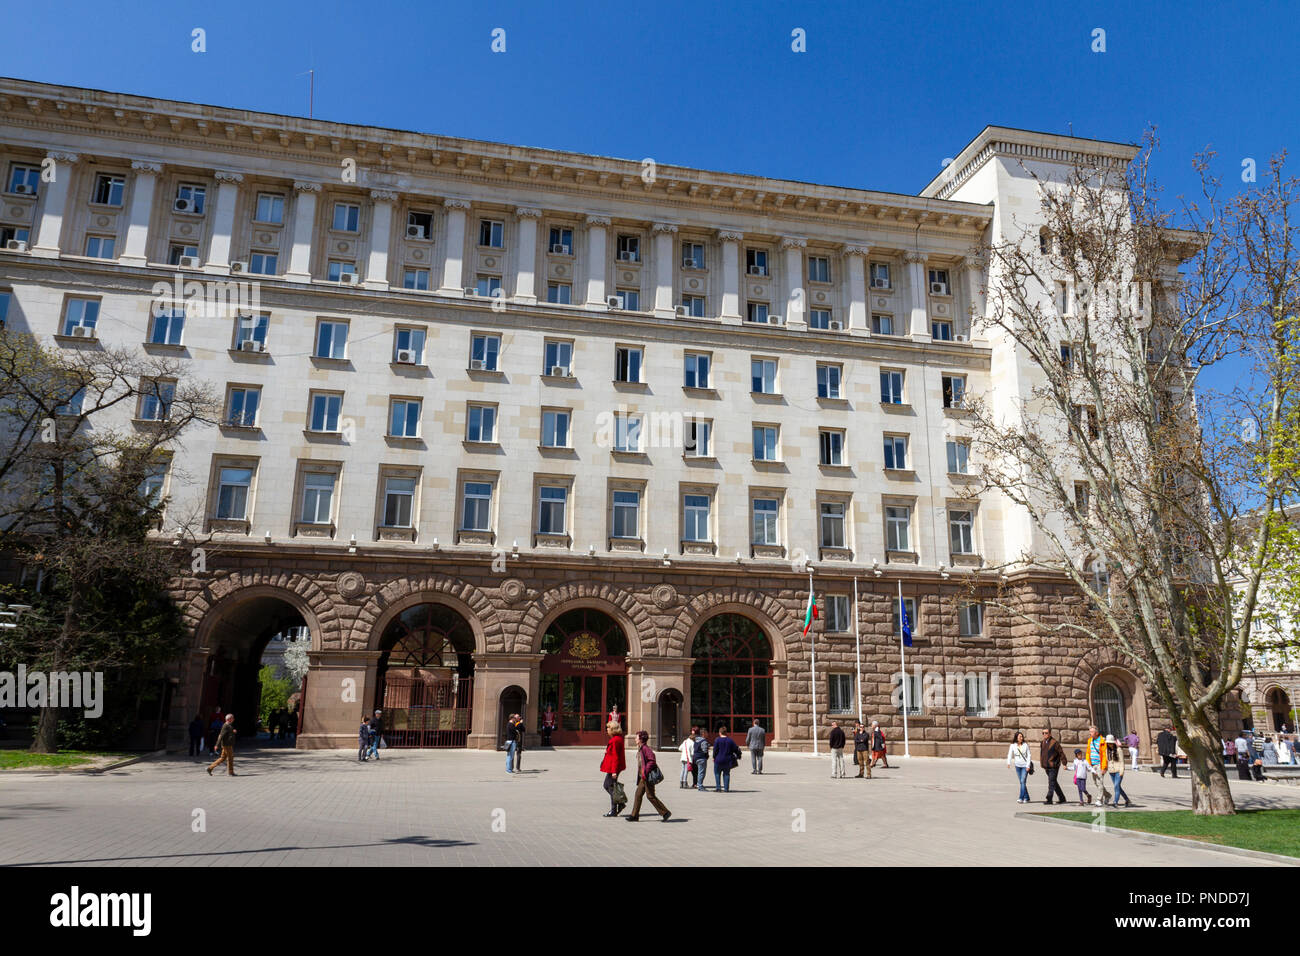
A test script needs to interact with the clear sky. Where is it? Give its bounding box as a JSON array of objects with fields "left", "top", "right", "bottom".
[{"left": 8, "top": 0, "right": 1298, "bottom": 390}]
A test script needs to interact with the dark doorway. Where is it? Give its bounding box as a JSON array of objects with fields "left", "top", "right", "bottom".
[
  {"left": 538, "top": 608, "right": 630, "bottom": 745},
  {"left": 690, "top": 614, "right": 773, "bottom": 743}
]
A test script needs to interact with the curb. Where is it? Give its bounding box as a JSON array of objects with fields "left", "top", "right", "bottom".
[
  {"left": 86, "top": 749, "right": 166, "bottom": 774},
  {"left": 1015, "top": 811, "right": 1300, "bottom": 866}
]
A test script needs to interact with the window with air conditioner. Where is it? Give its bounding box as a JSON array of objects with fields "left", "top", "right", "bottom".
[
  {"left": 390, "top": 398, "right": 422, "bottom": 438},
  {"left": 226, "top": 387, "right": 261, "bottom": 427},
  {"left": 92, "top": 174, "right": 125, "bottom": 206},
  {"left": 544, "top": 340, "right": 572, "bottom": 376},
  {"left": 817, "top": 363, "right": 842, "bottom": 399},
  {"left": 616, "top": 234, "right": 640, "bottom": 262},
  {"left": 61, "top": 297, "right": 99, "bottom": 336},
  {"left": 7, "top": 164, "right": 39, "bottom": 196},
  {"left": 168, "top": 243, "right": 199, "bottom": 265},
  {"left": 407, "top": 210, "right": 433, "bottom": 240},
  {"left": 175, "top": 183, "right": 206, "bottom": 215},
  {"left": 403, "top": 269, "right": 430, "bottom": 291},
  {"left": 234, "top": 313, "right": 269, "bottom": 351},
  {"left": 680, "top": 295, "right": 705, "bottom": 317},
  {"left": 681, "top": 241, "right": 705, "bottom": 270},
  {"left": 616, "top": 288, "right": 640, "bottom": 311},
  {"left": 255, "top": 193, "right": 285, "bottom": 224},
  {"left": 471, "top": 333, "right": 500, "bottom": 371},
  {"left": 870, "top": 262, "right": 891, "bottom": 289},
  {"left": 1, "top": 225, "right": 30, "bottom": 248},
  {"left": 394, "top": 327, "right": 426, "bottom": 364},
  {"left": 327, "top": 260, "right": 357, "bottom": 282},
  {"left": 928, "top": 268, "right": 950, "bottom": 294},
  {"left": 746, "top": 248, "right": 768, "bottom": 276},
  {"left": 548, "top": 226, "right": 573, "bottom": 255},
  {"left": 332, "top": 202, "right": 360, "bottom": 232}
]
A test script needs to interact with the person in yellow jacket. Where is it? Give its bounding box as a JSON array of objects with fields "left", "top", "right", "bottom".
[{"left": 1085, "top": 725, "right": 1111, "bottom": 806}]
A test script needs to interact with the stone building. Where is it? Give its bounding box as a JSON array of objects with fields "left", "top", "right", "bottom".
[{"left": 0, "top": 78, "right": 1179, "bottom": 755}]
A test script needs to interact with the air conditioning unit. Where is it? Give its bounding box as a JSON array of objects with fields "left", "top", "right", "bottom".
[
  {"left": 674, "top": 305, "right": 688, "bottom": 318},
  {"left": 828, "top": 320, "right": 844, "bottom": 331},
  {"left": 174, "top": 198, "right": 193, "bottom": 213},
  {"left": 955, "top": 334, "right": 968, "bottom": 342},
  {"left": 470, "top": 358, "right": 485, "bottom": 371},
  {"left": 339, "top": 272, "right": 360, "bottom": 285},
  {"left": 71, "top": 325, "right": 91, "bottom": 338},
  {"left": 230, "top": 260, "right": 248, "bottom": 274},
  {"left": 12, "top": 183, "right": 33, "bottom": 195},
  {"left": 178, "top": 256, "right": 200, "bottom": 269},
  {"left": 549, "top": 365, "right": 569, "bottom": 377},
  {"left": 407, "top": 224, "right": 427, "bottom": 240},
  {"left": 768, "top": 313, "right": 784, "bottom": 325},
  {"left": 5, "top": 239, "right": 28, "bottom": 252},
  {"left": 871, "top": 277, "right": 889, "bottom": 289},
  {"left": 748, "top": 265, "right": 765, "bottom": 276},
  {"left": 550, "top": 244, "right": 570, "bottom": 255},
  {"left": 239, "top": 339, "right": 260, "bottom": 352},
  {"left": 930, "top": 282, "right": 949, "bottom": 295},
  {"left": 463, "top": 286, "right": 478, "bottom": 297},
  {"left": 606, "top": 295, "right": 624, "bottom": 309},
  {"left": 395, "top": 348, "right": 416, "bottom": 364}
]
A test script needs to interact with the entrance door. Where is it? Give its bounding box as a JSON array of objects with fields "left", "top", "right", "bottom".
[
  {"left": 539, "top": 608, "right": 630, "bottom": 745},
  {"left": 690, "top": 614, "right": 773, "bottom": 743}
]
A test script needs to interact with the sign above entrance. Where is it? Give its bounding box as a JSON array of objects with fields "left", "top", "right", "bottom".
[{"left": 558, "top": 632, "right": 623, "bottom": 673}]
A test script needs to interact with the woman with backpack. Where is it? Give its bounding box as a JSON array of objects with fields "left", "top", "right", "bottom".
[
  {"left": 1006, "top": 731, "right": 1033, "bottom": 803},
  {"left": 599, "top": 721, "right": 627, "bottom": 817},
  {"left": 626, "top": 730, "right": 671, "bottom": 822}
]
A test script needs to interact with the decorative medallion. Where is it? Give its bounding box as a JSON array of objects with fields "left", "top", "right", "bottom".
[
  {"left": 568, "top": 632, "right": 601, "bottom": 659},
  {"left": 412, "top": 249, "right": 425, "bottom": 261},
  {"left": 8, "top": 206, "right": 21, "bottom": 218},
  {"left": 816, "top": 292, "right": 826, "bottom": 303},
  {"left": 937, "top": 303, "right": 949, "bottom": 316},
  {"left": 96, "top": 215, "right": 110, "bottom": 227},
  {"left": 555, "top": 265, "right": 566, "bottom": 276},
  {"left": 179, "top": 224, "right": 193, "bottom": 236},
  {"left": 485, "top": 256, "right": 497, "bottom": 268},
  {"left": 876, "top": 297, "right": 887, "bottom": 307},
  {"left": 751, "top": 285, "right": 762, "bottom": 295},
  {"left": 622, "top": 271, "right": 633, "bottom": 282},
  {"left": 258, "top": 232, "right": 272, "bottom": 244},
  {"left": 688, "top": 278, "right": 699, "bottom": 290},
  {"left": 336, "top": 571, "right": 365, "bottom": 600},
  {"left": 651, "top": 583, "right": 678, "bottom": 609},
  {"left": 337, "top": 241, "right": 350, "bottom": 253},
  {"left": 501, "top": 578, "right": 526, "bottom": 603}
]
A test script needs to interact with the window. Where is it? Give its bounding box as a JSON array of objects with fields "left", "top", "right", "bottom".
[
  {"left": 300, "top": 472, "right": 336, "bottom": 524},
  {"left": 56, "top": 387, "right": 85, "bottom": 417},
  {"left": 1087, "top": 558, "right": 1111, "bottom": 599},
  {"left": 931, "top": 319, "right": 953, "bottom": 341},
  {"left": 0, "top": 289, "right": 9, "bottom": 329},
  {"left": 1040, "top": 228, "right": 1053, "bottom": 254},
  {"left": 327, "top": 260, "right": 357, "bottom": 282},
  {"left": 471, "top": 333, "right": 500, "bottom": 371},
  {"left": 478, "top": 219, "right": 505, "bottom": 248},
  {"left": 255, "top": 193, "right": 284, "bottom": 224},
  {"left": 1060, "top": 343, "right": 1075, "bottom": 369},
  {"left": 616, "top": 234, "right": 640, "bottom": 261},
  {"left": 615, "top": 288, "right": 640, "bottom": 311},
  {"left": 828, "top": 673, "right": 855, "bottom": 713},
  {"left": 683, "top": 493, "right": 711, "bottom": 542},
  {"left": 309, "top": 392, "right": 343, "bottom": 432},
  {"left": 825, "top": 595, "right": 851, "bottom": 632},
  {"left": 752, "top": 425, "right": 779, "bottom": 461},
  {"left": 462, "top": 481, "right": 493, "bottom": 531},
  {"left": 746, "top": 302, "right": 770, "bottom": 324},
  {"left": 751, "top": 359, "right": 777, "bottom": 394},
  {"left": 886, "top": 506, "right": 911, "bottom": 551},
  {"left": 817, "top": 363, "right": 842, "bottom": 399},
  {"left": 1055, "top": 281, "right": 1069, "bottom": 314},
  {"left": 808, "top": 256, "right": 830, "bottom": 283},
  {"left": 1075, "top": 482, "right": 1091, "bottom": 516},
  {"left": 138, "top": 380, "right": 175, "bottom": 422},
  {"left": 226, "top": 386, "right": 260, "bottom": 427},
  {"left": 752, "top": 497, "right": 779, "bottom": 545},
  {"left": 964, "top": 673, "right": 990, "bottom": 716},
  {"left": 899, "top": 671, "right": 923, "bottom": 715},
  {"left": 390, "top": 399, "right": 421, "bottom": 438},
  {"left": 0, "top": 225, "right": 30, "bottom": 246},
  {"left": 92, "top": 173, "right": 125, "bottom": 206},
  {"left": 235, "top": 313, "right": 269, "bottom": 350},
  {"left": 383, "top": 477, "right": 416, "bottom": 528},
  {"left": 538, "top": 485, "right": 567, "bottom": 534},
  {"left": 682, "top": 241, "right": 705, "bottom": 269},
  {"left": 612, "top": 489, "right": 640, "bottom": 538},
  {"left": 615, "top": 347, "right": 642, "bottom": 383},
  {"left": 893, "top": 597, "right": 917, "bottom": 639},
  {"left": 394, "top": 327, "right": 426, "bottom": 364},
  {"left": 746, "top": 248, "right": 768, "bottom": 276},
  {"left": 680, "top": 295, "right": 706, "bottom": 317},
  {"left": 7, "top": 164, "right": 39, "bottom": 195},
  {"left": 403, "top": 269, "right": 430, "bottom": 290},
  {"left": 149, "top": 309, "right": 184, "bottom": 345},
  {"left": 872, "top": 313, "right": 895, "bottom": 335},
  {"left": 614, "top": 412, "right": 642, "bottom": 452},
  {"left": 216, "top": 467, "right": 253, "bottom": 519},
  {"left": 315, "top": 321, "right": 348, "bottom": 359},
  {"left": 541, "top": 409, "right": 570, "bottom": 448},
  {"left": 809, "top": 308, "right": 833, "bottom": 330},
  {"left": 928, "top": 268, "right": 950, "bottom": 292},
  {"left": 467, "top": 404, "right": 497, "bottom": 443},
  {"left": 249, "top": 252, "right": 278, "bottom": 275},
  {"left": 880, "top": 369, "right": 904, "bottom": 404},
  {"left": 1070, "top": 404, "right": 1100, "bottom": 440},
  {"left": 141, "top": 464, "right": 167, "bottom": 509},
  {"left": 942, "top": 375, "right": 965, "bottom": 409},
  {"left": 684, "top": 352, "right": 710, "bottom": 389},
  {"left": 884, "top": 435, "right": 908, "bottom": 470},
  {"left": 685, "top": 419, "right": 711, "bottom": 457},
  {"left": 820, "top": 501, "right": 846, "bottom": 548},
  {"left": 407, "top": 211, "right": 433, "bottom": 239},
  {"left": 946, "top": 440, "right": 970, "bottom": 475},
  {"left": 476, "top": 274, "right": 502, "bottom": 297},
  {"left": 546, "top": 282, "right": 572, "bottom": 304},
  {"left": 820, "top": 430, "right": 844, "bottom": 466},
  {"left": 548, "top": 226, "right": 573, "bottom": 254},
  {"left": 950, "top": 510, "right": 975, "bottom": 554},
  {"left": 332, "top": 202, "right": 360, "bottom": 232},
  {"left": 175, "top": 183, "right": 206, "bottom": 214},
  {"left": 168, "top": 243, "right": 199, "bottom": 265},
  {"left": 544, "top": 340, "right": 573, "bottom": 375},
  {"left": 870, "top": 262, "right": 891, "bottom": 288},
  {"left": 61, "top": 297, "right": 99, "bottom": 336},
  {"left": 959, "top": 603, "right": 985, "bottom": 637},
  {"left": 84, "top": 235, "right": 115, "bottom": 258}
]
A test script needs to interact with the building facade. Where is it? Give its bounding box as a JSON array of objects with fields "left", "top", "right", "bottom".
[{"left": 0, "top": 79, "right": 1186, "bottom": 755}]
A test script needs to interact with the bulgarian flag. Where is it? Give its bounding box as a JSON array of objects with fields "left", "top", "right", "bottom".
[{"left": 802, "top": 590, "right": 818, "bottom": 636}]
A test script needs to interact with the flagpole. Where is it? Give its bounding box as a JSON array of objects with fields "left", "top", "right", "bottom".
[
  {"left": 809, "top": 569, "right": 819, "bottom": 757},
  {"left": 853, "top": 576, "right": 862, "bottom": 724},
  {"left": 899, "top": 579, "right": 911, "bottom": 759}
]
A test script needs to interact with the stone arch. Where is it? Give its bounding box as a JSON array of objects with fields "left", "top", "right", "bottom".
[
  {"left": 670, "top": 591, "right": 798, "bottom": 661},
  {"left": 356, "top": 575, "right": 501, "bottom": 655},
  {"left": 1083, "top": 663, "right": 1150, "bottom": 746},
  {"left": 519, "top": 582, "right": 649, "bottom": 657},
  {"left": 187, "top": 572, "right": 334, "bottom": 652}
]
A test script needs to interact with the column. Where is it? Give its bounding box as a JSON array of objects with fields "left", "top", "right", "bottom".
[
  {"left": 963, "top": 256, "right": 986, "bottom": 343},
  {"left": 205, "top": 170, "right": 244, "bottom": 274},
  {"left": 844, "top": 245, "right": 869, "bottom": 334},
  {"left": 780, "top": 236, "right": 807, "bottom": 329},
  {"left": 363, "top": 189, "right": 397, "bottom": 290},
  {"left": 438, "top": 198, "right": 471, "bottom": 294},
  {"left": 31, "top": 150, "right": 79, "bottom": 258},
  {"left": 719, "top": 230, "right": 743, "bottom": 323},
  {"left": 905, "top": 252, "right": 930, "bottom": 342},
  {"left": 120, "top": 161, "right": 162, "bottom": 267},
  {"left": 652, "top": 221, "right": 678, "bottom": 317},
  {"left": 284, "top": 180, "right": 321, "bottom": 283},
  {"left": 514, "top": 206, "right": 542, "bottom": 304},
  {"left": 584, "top": 215, "right": 610, "bottom": 306}
]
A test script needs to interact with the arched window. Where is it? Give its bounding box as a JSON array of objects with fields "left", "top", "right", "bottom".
[
  {"left": 690, "top": 614, "right": 774, "bottom": 739},
  {"left": 1093, "top": 681, "right": 1126, "bottom": 738}
]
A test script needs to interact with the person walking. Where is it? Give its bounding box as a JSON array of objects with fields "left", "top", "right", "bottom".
[
  {"left": 854, "top": 723, "right": 872, "bottom": 778},
  {"left": 1040, "top": 729, "right": 1067, "bottom": 805},
  {"left": 1106, "top": 735, "right": 1132, "bottom": 807},
  {"left": 711, "top": 726, "right": 741, "bottom": 792},
  {"left": 626, "top": 730, "right": 671, "bottom": 822},
  {"left": 357, "top": 715, "right": 372, "bottom": 762},
  {"left": 600, "top": 721, "right": 627, "bottom": 816},
  {"left": 505, "top": 713, "right": 521, "bottom": 774},
  {"left": 206, "top": 714, "right": 237, "bottom": 776},
  {"left": 693, "top": 728, "right": 710, "bottom": 791},
  {"left": 188, "top": 715, "right": 204, "bottom": 757},
  {"left": 1124, "top": 729, "right": 1140, "bottom": 770},
  {"left": 366, "top": 709, "right": 384, "bottom": 761},
  {"left": 745, "top": 718, "right": 767, "bottom": 774},
  {"left": 1071, "top": 749, "right": 1091, "bottom": 804},
  {"left": 1007, "top": 731, "right": 1032, "bottom": 803},
  {"left": 1156, "top": 726, "right": 1179, "bottom": 778},
  {"left": 869, "top": 721, "right": 890, "bottom": 769},
  {"left": 1233, "top": 731, "right": 1252, "bottom": 780},
  {"left": 1086, "top": 725, "right": 1112, "bottom": 805},
  {"left": 678, "top": 727, "right": 697, "bottom": 788},
  {"left": 511, "top": 714, "right": 525, "bottom": 772},
  {"left": 829, "top": 721, "right": 847, "bottom": 778}
]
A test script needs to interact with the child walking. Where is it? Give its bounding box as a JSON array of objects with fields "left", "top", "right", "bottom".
[
  {"left": 1072, "top": 748, "right": 1091, "bottom": 805},
  {"left": 358, "top": 716, "right": 373, "bottom": 762}
]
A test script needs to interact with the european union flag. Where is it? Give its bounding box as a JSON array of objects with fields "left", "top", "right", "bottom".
[{"left": 900, "top": 596, "right": 913, "bottom": 647}]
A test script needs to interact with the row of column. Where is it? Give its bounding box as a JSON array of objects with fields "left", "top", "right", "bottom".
[{"left": 25, "top": 150, "right": 985, "bottom": 336}]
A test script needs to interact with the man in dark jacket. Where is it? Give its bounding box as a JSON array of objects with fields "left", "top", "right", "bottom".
[
  {"left": 693, "top": 731, "right": 710, "bottom": 791},
  {"left": 367, "top": 709, "right": 384, "bottom": 761},
  {"left": 206, "top": 714, "right": 237, "bottom": 776},
  {"left": 745, "top": 719, "right": 767, "bottom": 774},
  {"left": 828, "top": 722, "right": 847, "bottom": 778},
  {"left": 711, "top": 726, "right": 740, "bottom": 792},
  {"left": 1156, "top": 726, "right": 1179, "bottom": 778},
  {"left": 853, "top": 723, "right": 872, "bottom": 778},
  {"left": 1040, "top": 729, "right": 1067, "bottom": 804}
]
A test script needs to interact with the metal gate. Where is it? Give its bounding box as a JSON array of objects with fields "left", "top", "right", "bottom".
[{"left": 380, "top": 674, "right": 473, "bottom": 748}]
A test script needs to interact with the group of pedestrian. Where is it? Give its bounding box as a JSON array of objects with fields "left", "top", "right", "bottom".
[
  {"left": 357, "top": 709, "right": 384, "bottom": 762},
  {"left": 1007, "top": 726, "right": 1131, "bottom": 807},
  {"left": 505, "top": 713, "right": 525, "bottom": 773},
  {"left": 1228, "top": 730, "right": 1297, "bottom": 780},
  {"left": 265, "top": 708, "right": 297, "bottom": 742},
  {"left": 599, "top": 722, "right": 673, "bottom": 821},
  {"left": 675, "top": 724, "right": 745, "bottom": 792}
]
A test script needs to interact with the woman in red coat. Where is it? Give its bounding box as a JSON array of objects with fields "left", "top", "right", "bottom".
[{"left": 599, "top": 721, "right": 627, "bottom": 817}]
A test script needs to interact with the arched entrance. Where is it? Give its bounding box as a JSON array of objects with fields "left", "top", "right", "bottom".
[
  {"left": 1266, "top": 686, "right": 1294, "bottom": 732},
  {"left": 499, "top": 686, "right": 526, "bottom": 747},
  {"left": 690, "top": 614, "right": 773, "bottom": 742},
  {"left": 376, "top": 602, "right": 475, "bottom": 747},
  {"left": 658, "top": 688, "right": 683, "bottom": 748},
  {"left": 538, "top": 608, "right": 629, "bottom": 745},
  {"left": 1092, "top": 680, "right": 1127, "bottom": 739}
]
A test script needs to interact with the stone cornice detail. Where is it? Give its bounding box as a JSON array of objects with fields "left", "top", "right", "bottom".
[
  {"left": 443, "top": 197, "right": 472, "bottom": 210},
  {"left": 515, "top": 206, "right": 542, "bottom": 219},
  {"left": 293, "top": 180, "right": 322, "bottom": 193},
  {"left": 47, "top": 150, "right": 80, "bottom": 164},
  {"left": 779, "top": 236, "right": 808, "bottom": 250},
  {"left": 842, "top": 244, "right": 870, "bottom": 257},
  {"left": 651, "top": 222, "right": 679, "bottom": 234},
  {"left": 369, "top": 189, "right": 398, "bottom": 203},
  {"left": 130, "top": 160, "right": 164, "bottom": 174},
  {"left": 213, "top": 169, "right": 244, "bottom": 184},
  {"left": 717, "top": 230, "right": 744, "bottom": 242},
  {"left": 904, "top": 251, "right": 928, "bottom": 265},
  {"left": 585, "top": 215, "right": 611, "bottom": 227}
]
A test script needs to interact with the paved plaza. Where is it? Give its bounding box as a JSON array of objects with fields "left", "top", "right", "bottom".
[{"left": 2, "top": 747, "right": 1297, "bottom": 866}]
